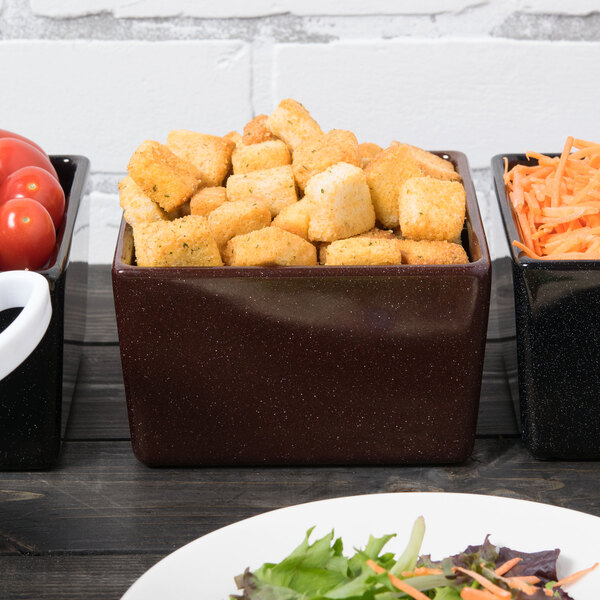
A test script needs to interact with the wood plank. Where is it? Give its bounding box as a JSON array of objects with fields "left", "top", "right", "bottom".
[
  {"left": 85, "top": 266, "right": 117, "bottom": 344},
  {"left": 0, "top": 554, "right": 162, "bottom": 600},
  {"left": 1, "top": 439, "right": 598, "bottom": 556}
]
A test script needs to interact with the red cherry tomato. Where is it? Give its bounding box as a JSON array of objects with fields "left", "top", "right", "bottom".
[
  {"left": 0, "top": 138, "right": 58, "bottom": 185},
  {"left": 0, "top": 129, "right": 48, "bottom": 156},
  {"left": 0, "top": 199, "right": 56, "bottom": 271},
  {"left": 0, "top": 166, "right": 65, "bottom": 228}
]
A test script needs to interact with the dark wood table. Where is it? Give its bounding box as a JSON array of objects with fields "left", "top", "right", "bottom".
[{"left": 1, "top": 263, "right": 599, "bottom": 599}]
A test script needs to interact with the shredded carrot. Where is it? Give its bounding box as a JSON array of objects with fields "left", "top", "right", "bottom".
[
  {"left": 460, "top": 588, "right": 502, "bottom": 600},
  {"left": 506, "top": 136, "right": 600, "bottom": 259},
  {"left": 453, "top": 567, "right": 511, "bottom": 600},
  {"left": 365, "top": 560, "right": 431, "bottom": 600},
  {"left": 494, "top": 557, "right": 522, "bottom": 576},
  {"left": 554, "top": 562, "right": 599, "bottom": 588},
  {"left": 401, "top": 567, "right": 444, "bottom": 577}
]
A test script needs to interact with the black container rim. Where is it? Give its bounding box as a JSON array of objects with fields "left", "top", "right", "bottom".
[
  {"left": 113, "top": 149, "right": 491, "bottom": 279},
  {"left": 492, "top": 152, "right": 600, "bottom": 271},
  {"left": 38, "top": 155, "right": 90, "bottom": 281}
]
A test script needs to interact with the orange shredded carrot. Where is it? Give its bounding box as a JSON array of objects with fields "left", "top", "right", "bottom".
[
  {"left": 554, "top": 562, "right": 599, "bottom": 588},
  {"left": 401, "top": 567, "right": 444, "bottom": 577},
  {"left": 506, "top": 136, "right": 600, "bottom": 259},
  {"left": 364, "top": 560, "right": 431, "bottom": 600},
  {"left": 494, "top": 557, "right": 522, "bottom": 576},
  {"left": 453, "top": 567, "right": 511, "bottom": 600},
  {"left": 460, "top": 588, "right": 502, "bottom": 600}
]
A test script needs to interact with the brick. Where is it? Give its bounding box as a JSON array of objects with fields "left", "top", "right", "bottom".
[
  {"left": 88, "top": 191, "right": 124, "bottom": 264},
  {"left": 0, "top": 40, "right": 251, "bottom": 172},
  {"left": 30, "top": 0, "right": 481, "bottom": 18},
  {"left": 516, "top": 0, "right": 600, "bottom": 15},
  {"left": 273, "top": 39, "right": 600, "bottom": 168}
]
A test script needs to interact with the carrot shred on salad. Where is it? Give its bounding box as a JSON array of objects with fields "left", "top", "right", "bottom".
[
  {"left": 494, "top": 557, "right": 522, "bottom": 576},
  {"left": 505, "top": 136, "right": 600, "bottom": 259},
  {"left": 554, "top": 562, "right": 599, "bottom": 588},
  {"left": 366, "top": 560, "right": 430, "bottom": 600}
]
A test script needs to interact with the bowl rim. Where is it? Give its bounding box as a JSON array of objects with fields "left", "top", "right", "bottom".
[
  {"left": 492, "top": 152, "right": 600, "bottom": 271},
  {"left": 38, "top": 155, "right": 90, "bottom": 281},
  {"left": 113, "top": 150, "right": 490, "bottom": 279}
]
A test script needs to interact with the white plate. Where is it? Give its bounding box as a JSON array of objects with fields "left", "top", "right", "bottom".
[{"left": 122, "top": 492, "right": 599, "bottom": 600}]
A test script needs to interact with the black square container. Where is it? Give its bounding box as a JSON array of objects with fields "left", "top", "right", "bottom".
[
  {"left": 492, "top": 153, "right": 600, "bottom": 459},
  {"left": 0, "top": 155, "right": 89, "bottom": 470}
]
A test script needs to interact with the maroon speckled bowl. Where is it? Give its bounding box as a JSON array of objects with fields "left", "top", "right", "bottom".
[{"left": 112, "top": 151, "right": 490, "bottom": 466}]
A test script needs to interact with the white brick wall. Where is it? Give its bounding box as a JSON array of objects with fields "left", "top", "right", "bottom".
[{"left": 0, "top": 0, "right": 598, "bottom": 262}]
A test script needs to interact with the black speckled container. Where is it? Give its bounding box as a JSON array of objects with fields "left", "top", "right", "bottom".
[
  {"left": 113, "top": 151, "right": 490, "bottom": 467},
  {"left": 493, "top": 153, "right": 600, "bottom": 459},
  {"left": 0, "top": 156, "right": 89, "bottom": 470}
]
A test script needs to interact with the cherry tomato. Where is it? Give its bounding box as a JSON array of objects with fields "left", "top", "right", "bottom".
[
  {"left": 0, "top": 199, "right": 56, "bottom": 271},
  {"left": 0, "top": 138, "right": 58, "bottom": 185},
  {"left": 0, "top": 129, "right": 48, "bottom": 156},
  {"left": 0, "top": 166, "right": 65, "bottom": 228}
]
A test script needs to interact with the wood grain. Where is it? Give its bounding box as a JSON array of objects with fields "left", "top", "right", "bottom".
[
  {"left": 0, "top": 554, "right": 162, "bottom": 600},
  {"left": 1, "top": 439, "right": 598, "bottom": 558}
]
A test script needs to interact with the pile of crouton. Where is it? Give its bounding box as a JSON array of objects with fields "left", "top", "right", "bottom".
[{"left": 119, "top": 98, "right": 469, "bottom": 267}]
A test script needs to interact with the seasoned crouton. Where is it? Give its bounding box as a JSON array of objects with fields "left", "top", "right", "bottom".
[
  {"left": 392, "top": 143, "right": 461, "bottom": 182},
  {"left": 272, "top": 197, "right": 310, "bottom": 240},
  {"left": 190, "top": 186, "right": 228, "bottom": 217},
  {"left": 364, "top": 144, "right": 423, "bottom": 229},
  {"left": 128, "top": 140, "right": 201, "bottom": 212},
  {"left": 292, "top": 130, "right": 361, "bottom": 191},
  {"left": 324, "top": 237, "right": 403, "bottom": 266},
  {"left": 232, "top": 140, "right": 291, "bottom": 174},
  {"left": 358, "top": 142, "right": 383, "bottom": 168},
  {"left": 266, "top": 98, "right": 322, "bottom": 150},
  {"left": 119, "top": 175, "right": 169, "bottom": 226},
  {"left": 242, "top": 114, "right": 276, "bottom": 145},
  {"left": 398, "top": 176, "right": 466, "bottom": 242},
  {"left": 318, "top": 242, "right": 330, "bottom": 265},
  {"left": 355, "top": 227, "right": 396, "bottom": 240},
  {"left": 224, "top": 130, "right": 242, "bottom": 145},
  {"left": 167, "top": 130, "right": 234, "bottom": 187},
  {"left": 226, "top": 165, "right": 297, "bottom": 217},
  {"left": 396, "top": 238, "right": 469, "bottom": 264},
  {"left": 224, "top": 227, "right": 317, "bottom": 266},
  {"left": 208, "top": 198, "right": 271, "bottom": 251},
  {"left": 133, "top": 215, "right": 222, "bottom": 267},
  {"left": 304, "top": 162, "right": 375, "bottom": 242}
]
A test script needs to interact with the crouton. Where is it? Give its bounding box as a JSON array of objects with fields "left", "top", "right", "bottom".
[
  {"left": 392, "top": 142, "right": 461, "bottom": 182},
  {"left": 208, "top": 198, "right": 271, "bottom": 251},
  {"left": 396, "top": 238, "right": 469, "bottom": 265},
  {"left": 242, "top": 114, "right": 276, "bottom": 145},
  {"left": 318, "top": 243, "right": 329, "bottom": 265},
  {"left": 398, "top": 176, "right": 466, "bottom": 242},
  {"left": 324, "top": 237, "right": 403, "bottom": 266},
  {"left": 224, "top": 130, "right": 242, "bottom": 145},
  {"left": 167, "top": 130, "right": 234, "bottom": 187},
  {"left": 358, "top": 142, "right": 383, "bottom": 168},
  {"left": 304, "top": 162, "right": 375, "bottom": 242},
  {"left": 226, "top": 165, "right": 297, "bottom": 217},
  {"left": 119, "top": 175, "right": 169, "bottom": 226},
  {"left": 224, "top": 227, "right": 317, "bottom": 266},
  {"left": 364, "top": 144, "right": 424, "bottom": 229},
  {"left": 133, "top": 215, "right": 222, "bottom": 267},
  {"left": 232, "top": 140, "right": 291, "bottom": 174},
  {"left": 127, "top": 140, "right": 201, "bottom": 212},
  {"left": 292, "top": 129, "right": 361, "bottom": 191},
  {"left": 190, "top": 186, "right": 229, "bottom": 217},
  {"left": 266, "top": 98, "right": 322, "bottom": 150},
  {"left": 272, "top": 197, "right": 310, "bottom": 240},
  {"left": 355, "top": 227, "right": 396, "bottom": 240}
]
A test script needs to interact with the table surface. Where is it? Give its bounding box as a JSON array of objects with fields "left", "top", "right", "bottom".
[{"left": 1, "top": 262, "right": 599, "bottom": 600}]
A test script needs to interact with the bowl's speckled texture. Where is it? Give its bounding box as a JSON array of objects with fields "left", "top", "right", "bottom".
[
  {"left": 0, "top": 156, "right": 89, "bottom": 470},
  {"left": 113, "top": 151, "right": 490, "bottom": 466},
  {"left": 493, "top": 154, "right": 600, "bottom": 460}
]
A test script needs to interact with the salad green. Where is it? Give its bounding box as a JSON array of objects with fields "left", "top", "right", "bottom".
[{"left": 232, "top": 517, "right": 595, "bottom": 600}]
